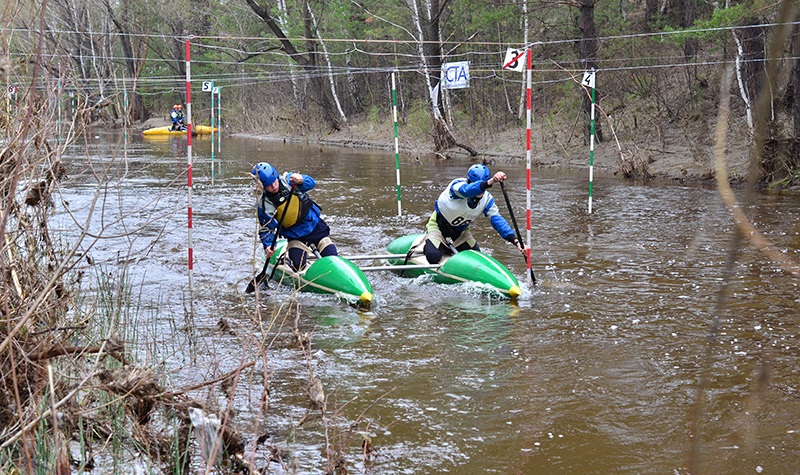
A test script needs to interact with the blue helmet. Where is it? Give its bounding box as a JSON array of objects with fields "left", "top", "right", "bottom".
[
  {"left": 252, "top": 162, "right": 278, "bottom": 186},
  {"left": 467, "top": 164, "right": 490, "bottom": 183}
]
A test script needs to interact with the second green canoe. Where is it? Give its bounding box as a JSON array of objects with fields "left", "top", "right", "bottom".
[{"left": 386, "top": 234, "right": 521, "bottom": 298}]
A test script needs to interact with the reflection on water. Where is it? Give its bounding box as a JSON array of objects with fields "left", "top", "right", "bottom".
[{"left": 55, "top": 130, "right": 800, "bottom": 474}]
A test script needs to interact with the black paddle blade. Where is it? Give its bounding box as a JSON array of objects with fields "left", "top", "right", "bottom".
[
  {"left": 245, "top": 264, "right": 270, "bottom": 294},
  {"left": 245, "top": 280, "right": 256, "bottom": 294},
  {"left": 245, "top": 275, "right": 268, "bottom": 294}
]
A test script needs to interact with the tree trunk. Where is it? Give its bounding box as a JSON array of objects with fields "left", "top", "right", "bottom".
[
  {"left": 308, "top": 3, "right": 347, "bottom": 125},
  {"left": 644, "top": 0, "right": 657, "bottom": 29},
  {"left": 245, "top": 0, "right": 342, "bottom": 131},
  {"left": 301, "top": 0, "right": 342, "bottom": 130},
  {"left": 578, "top": 0, "right": 603, "bottom": 143},
  {"left": 406, "top": 0, "right": 477, "bottom": 155},
  {"left": 733, "top": 19, "right": 767, "bottom": 130},
  {"left": 681, "top": 0, "right": 698, "bottom": 60},
  {"left": 345, "top": 54, "right": 364, "bottom": 113},
  {"left": 792, "top": 21, "right": 800, "bottom": 152},
  {"left": 104, "top": 0, "right": 147, "bottom": 123}
]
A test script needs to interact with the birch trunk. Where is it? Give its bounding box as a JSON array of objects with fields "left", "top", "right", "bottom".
[
  {"left": 733, "top": 21, "right": 766, "bottom": 132},
  {"left": 406, "top": 0, "right": 476, "bottom": 154},
  {"left": 276, "top": 0, "right": 302, "bottom": 108},
  {"left": 308, "top": 5, "right": 347, "bottom": 124},
  {"left": 518, "top": 0, "right": 528, "bottom": 119}
]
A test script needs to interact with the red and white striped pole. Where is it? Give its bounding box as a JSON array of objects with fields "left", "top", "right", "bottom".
[
  {"left": 525, "top": 49, "right": 533, "bottom": 282},
  {"left": 185, "top": 39, "right": 194, "bottom": 292}
]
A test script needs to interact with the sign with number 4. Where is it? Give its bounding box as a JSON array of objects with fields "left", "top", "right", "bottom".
[{"left": 581, "top": 70, "right": 596, "bottom": 89}]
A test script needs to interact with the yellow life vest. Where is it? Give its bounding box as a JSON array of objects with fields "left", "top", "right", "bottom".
[{"left": 267, "top": 185, "right": 314, "bottom": 228}]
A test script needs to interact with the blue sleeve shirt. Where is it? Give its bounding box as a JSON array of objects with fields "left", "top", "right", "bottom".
[{"left": 256, "top": 173, "right": 320, "bottom": 248}]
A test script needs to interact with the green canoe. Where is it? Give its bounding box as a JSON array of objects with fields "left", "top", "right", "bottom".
[
  {"left": 386, "top": 234, "right": 521, "bottom": 298},
  {"left": 265, "top": 239, "right": 373, "bottom": 306}
]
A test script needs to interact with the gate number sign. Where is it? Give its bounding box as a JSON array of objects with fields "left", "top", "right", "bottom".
[
  {"left": 581, "top": 70, "right": 596, "bottom": 89},
  {"left": 502, "top": 48, "right": 526, "bottom": 72}
]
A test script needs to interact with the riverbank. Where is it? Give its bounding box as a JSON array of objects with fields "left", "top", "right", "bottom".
[{"left": 141, "top": 114, "right": 752, "bottom": 185}]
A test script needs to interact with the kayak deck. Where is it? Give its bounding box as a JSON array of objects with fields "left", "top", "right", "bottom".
[
  {"left": 265, "top": 240, "right": 373, "bottom": 306},
  {"left": 386, "top": 234, "right": 521, "bottom": 298}
]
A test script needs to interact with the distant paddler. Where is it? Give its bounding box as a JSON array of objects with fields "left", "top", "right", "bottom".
[{"left": 170, "top": 104, "right": 185, "bottom": 131}]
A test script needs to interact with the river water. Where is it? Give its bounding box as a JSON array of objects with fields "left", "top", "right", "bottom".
[{"left": 56, "top": 130, "right": 800, "bottom": 474}]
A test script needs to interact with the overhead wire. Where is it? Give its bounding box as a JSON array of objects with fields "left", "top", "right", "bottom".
[
  {"left": 3, "top": 19, "right": 798, "bottom": 93},
  {"left": 3, "top": 20, "right": 798, "bottom": 47}
]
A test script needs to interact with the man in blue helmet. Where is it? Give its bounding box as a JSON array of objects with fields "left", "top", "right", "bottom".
[
  {"left": 251, "top": 162, "right": 338, "bottom": 272},
  {"left": 423, "top": 163, "right": 525, "bottom": 264}
]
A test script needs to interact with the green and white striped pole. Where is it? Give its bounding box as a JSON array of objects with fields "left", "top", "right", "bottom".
[
  {"left": 582, "top": 69, "right": 597, "bottom": 214},
  {"left": 392, "top": 71, "right": 401, "bottom": 216}
]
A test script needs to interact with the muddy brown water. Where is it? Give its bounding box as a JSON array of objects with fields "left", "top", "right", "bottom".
[{"left": 56, "top": 130, "right": 800, "bottom": 474}]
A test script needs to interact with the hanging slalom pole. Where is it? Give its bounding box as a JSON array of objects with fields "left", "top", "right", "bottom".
[
  {"left": 185, "top": 39, "right": 194, "bottom": 296},
  {"left": 524, "top": 48, "right": 534, "bottom": 284},
  {"left": 392, "top": 71, "right": 402, "bottom": 217},
  {"left": 582, "top": 68, "right": 597, "bottom": 214}
]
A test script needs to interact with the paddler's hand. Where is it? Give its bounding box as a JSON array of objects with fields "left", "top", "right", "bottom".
[
  {"left": 264, "top": 246, "right": 276, "bottom": 260},
  {"left": 487, "top": 171, "right": 507, "bottom": 186},
  {"left": 289, "top": 173, "right": 304, "bottom": 186},
  {"left": 513, "top": 238, "right": 525, "bottom": 254}
]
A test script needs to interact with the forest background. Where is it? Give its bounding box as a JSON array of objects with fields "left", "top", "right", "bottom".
[
  {"left": 2, "top": 0, "right": 800, "bottom": 473},
  {"left": 5, "top": 0, "right": 800, "bottom": 187}
]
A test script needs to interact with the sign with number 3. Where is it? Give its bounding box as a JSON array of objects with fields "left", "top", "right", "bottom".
[{"left": 502, "top": 48, "right": 526, "bottom": 72}]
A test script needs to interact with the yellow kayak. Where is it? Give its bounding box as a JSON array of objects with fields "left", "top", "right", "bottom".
[{"left": 141, "top": 125, "right": 218, "bottom": 136}]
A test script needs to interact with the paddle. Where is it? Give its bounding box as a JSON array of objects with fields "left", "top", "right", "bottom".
[
  {"left": 245, "top": 260, "right": 270, "bottom": 294},
  {"left": 245, "top": 185, "right": 294, "bottom": 293},
  {"left": 499, "top": 181, "right": 536, "bottom": 285},
  {"left": 245, "top": 219, "right": 277, "bottom": 294}
]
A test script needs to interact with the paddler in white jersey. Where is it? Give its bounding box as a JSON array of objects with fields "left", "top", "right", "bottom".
[{"left": 423, "top": 164, "right": 525, "bottom": 264}]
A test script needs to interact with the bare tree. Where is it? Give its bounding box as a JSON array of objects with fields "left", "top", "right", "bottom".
[
  {"left": 245, "top": 0, "right": 344, "bottom": 131},
  {"left": 791, "top": 19, "right": 800, "bottom": 156},
  {"left": 576, "top": 0, "right": 603, "bottom": 143},
  {"left": 405, "top": 0, "right": 477, "bottom": 155},
  {"left": 103, "top": 0, "right": 149, "bottom": 123},
  {"left": 733, "top": 20, "right": 767, "bottom": 132}
]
